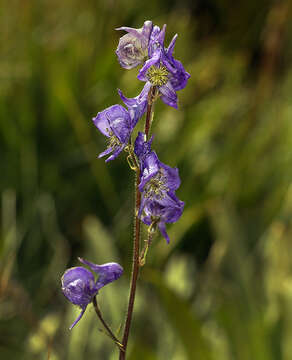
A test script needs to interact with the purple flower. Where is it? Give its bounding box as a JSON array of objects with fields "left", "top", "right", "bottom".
[
  {"left": 138, "top": 24, "right": 190, "bottom": 109},
  {"left": 93, "top": 84, "right": 150, "bottom": 162},
  {"left": 134, "top": 132, "right": 181, "bottom": 203},
  {"left": 116, "top": 21, "right": 153, "bottom": 69},
  {"left": 134, "top": 132, "right": 184, "bottom": 243},
  {"left": 61, "top": 258, "right": 123, "bottom": 329},
  {"left": 141, "top": 192, "right": 184, "bottom": 243},
  {"left": 134, "top": 131, "right": 153, "bottom": 160}
]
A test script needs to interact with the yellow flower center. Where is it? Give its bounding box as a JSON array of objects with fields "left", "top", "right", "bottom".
[
  {"left": 147, "top": 65, "right": 169, "bottom": 86},
  {"left": 106, "top": 128, "right": 121, "bottom": 150},
  {"left": 144, "top": 169, "right": 169, "bottom": 199}
]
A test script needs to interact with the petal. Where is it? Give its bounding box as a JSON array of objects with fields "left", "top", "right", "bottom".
[
  {"left": 61, "top": 267, "right": 97, "bottom": 308},
  {"left": 157, "top": 24, "right": 166, "bottom": 46},
  {"left": 159, "top": 162, "right": 181, "bottom": 191},
  {"left": 78, "top": 258, "right": 123, "bottom": 290},
  {"left": 166, "top": 34, "right": 178, "bottom": 58},
  {"left": 134, "top": 131, "right": 147, "bottom": 157},
  {"left": 141, "top": 214, "right": 152, "bottom": 226},
  {"left": 137, "top": 51, "right": 161, "bottom": 82},
  {"left": 93, "top": 104, "right": 130, "bottom": 140},
  {"left": 158, "top": 221, "right": 170, "bottom": 243},
  {"left": 98, "top": 146, "right": 114, "bottom": 159},
  {"left": 116, "top": 26, "right": 144, "bottom": 40},
  {"left": 138, "top": 194, "right": 148, "bottom": 218},
  {"left": 159, "top": 82, "right": 178, "bottom": 109},
  {"left": 69, "top": 307, "right": 87, "bottom": 330},
  {"left": 118, "top": 83, "right": 151, "bottom": 128},
  {"left": 104, "top": 146, "right": 124, "bottom": 163},
  {"left": 139, "top": 151, "right": 160, "bottom": 191}
]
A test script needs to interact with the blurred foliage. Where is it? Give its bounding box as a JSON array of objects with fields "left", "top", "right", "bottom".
[{"left": 1, "top": 0, "right": 292, "bottom": 359}]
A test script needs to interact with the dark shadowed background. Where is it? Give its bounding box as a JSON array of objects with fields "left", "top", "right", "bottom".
[{"left": 1, "top": 0, "right": 292, "bottom": 359}]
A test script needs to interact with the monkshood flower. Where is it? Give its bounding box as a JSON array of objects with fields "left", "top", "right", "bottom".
[
  {"left": 93, "top": 83, "right": 151, "bottom": 162},
  {"left": 141, "top": 191, "right": 184, "bottom": 243},
  {"left": 116, "top": 21, "right": 153, "bottom": 69},
  {"left": 134, "top": 132, "right": 183, "bottom": 240},
  {"left": 137, "top": 24, "right": 190, "bottom": 109},
  {"left": 134, "top": 132, "right": 180, "bottom": 200},
  {"left": 61, "top": 258, "right": 123, "bottom": 329}
]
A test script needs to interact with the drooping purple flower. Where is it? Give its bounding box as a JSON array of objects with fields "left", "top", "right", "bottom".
[
  {"left": 93, "top": 104, "right": 131, "bottom": 162},
  {"left": 134, "top": 132, "right": 180, "bottom": 200},
  {"left": 134, "top": 132, "right": 182, "bottom": 234},
  {"left": 137, "top": 24, "right": 190, "bottom": 109},
  {"left": 116, "top": 21, "right": 153, "bottom": 69},
  {"left": 61, "top": 258, "right": 123, "bottom": 329},
  {"left": 93, "top": 84, "right": 150, "bottom": 162},
  {"left": 141, "top": 191, "right": 185, "bottom": 243}
]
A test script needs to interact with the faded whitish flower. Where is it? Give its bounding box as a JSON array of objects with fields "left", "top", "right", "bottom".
[{"left": 116, "top": 21, "right": 153, "bottom": 69}]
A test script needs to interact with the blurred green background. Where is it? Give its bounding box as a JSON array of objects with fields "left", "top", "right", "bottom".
[{"left": 1, "top": 0, "right": 292, "bottom": 359}]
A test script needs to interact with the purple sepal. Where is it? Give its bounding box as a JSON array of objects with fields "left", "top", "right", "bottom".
[
  {"left": 137, "top": 51, "right": 161, "bottom": 82},
  {"left": 148, "top": 24, "right": 166, "bottom": 58},
  {"left": 78, "top": 258, "right": 123, "bottom": 290},
  {"left": 61, "top": 258, "right": 123, "bottom": 329},
  {"left": 118, "top": 82, "right": 151, "bottom": 127},
  {"left": 61, "top": 267, "right": 98, "bottom": 329},
  {"left": 159, "top": 81, "right": 178, "bottom": 109},
  {"left": 163, "top": 34, "right": 190, "bottom": 92},
  {"left": 134, "top": 131, "right": 153, "bottom": 159},
  {"left": 141, "top": 192, "right": 185, "bottom": 243},
  {"left": 93, "top": 104, "right": 131, "bottom": 162}
]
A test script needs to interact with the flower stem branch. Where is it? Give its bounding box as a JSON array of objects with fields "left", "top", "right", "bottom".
[
  {"left": 139, "top": 230, "right": 154, "bottom": 267},
  {"left": 92, "top": 296, "right": 124, "bottom": 351}
]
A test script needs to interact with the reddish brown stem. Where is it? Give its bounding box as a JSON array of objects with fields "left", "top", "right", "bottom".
[
  {"left": 144, "top": 86, "right": 157, "bottom": 139},
  {"left": 119, "top": 90, "right": 156, "bottom": 359},
  {"left": 119, "top": 172, "right": 141, "bottom": 360}
]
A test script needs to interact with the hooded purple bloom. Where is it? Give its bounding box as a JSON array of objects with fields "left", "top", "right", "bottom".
[
  {"left": 137, "top": 24, "right": 190, "bottom": 109},
  {"left": 61, "top": 258, "right": 123, "bottom": 329},
  {"left": 116, "top": 21, "right": 153, "bottom": 69},
  {"left": 134, "top": 132, "right": 183, "bottom": 242},
  {"left": 93, "top": 84, "right": 150, "bottom": 162},
  {"left": 134, "top": 132, "right": 180, "bottom": 203},
  {"left": 141, "top": 191, "right": 184, "bottom": 243}
]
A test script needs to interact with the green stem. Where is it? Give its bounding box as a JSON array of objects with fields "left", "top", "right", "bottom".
[
  {"left": 92, "top": 296, "right": 124, "bottom": 351},
  {"left": 139, "top": 230, "right": 153, "bottom": 267}
]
